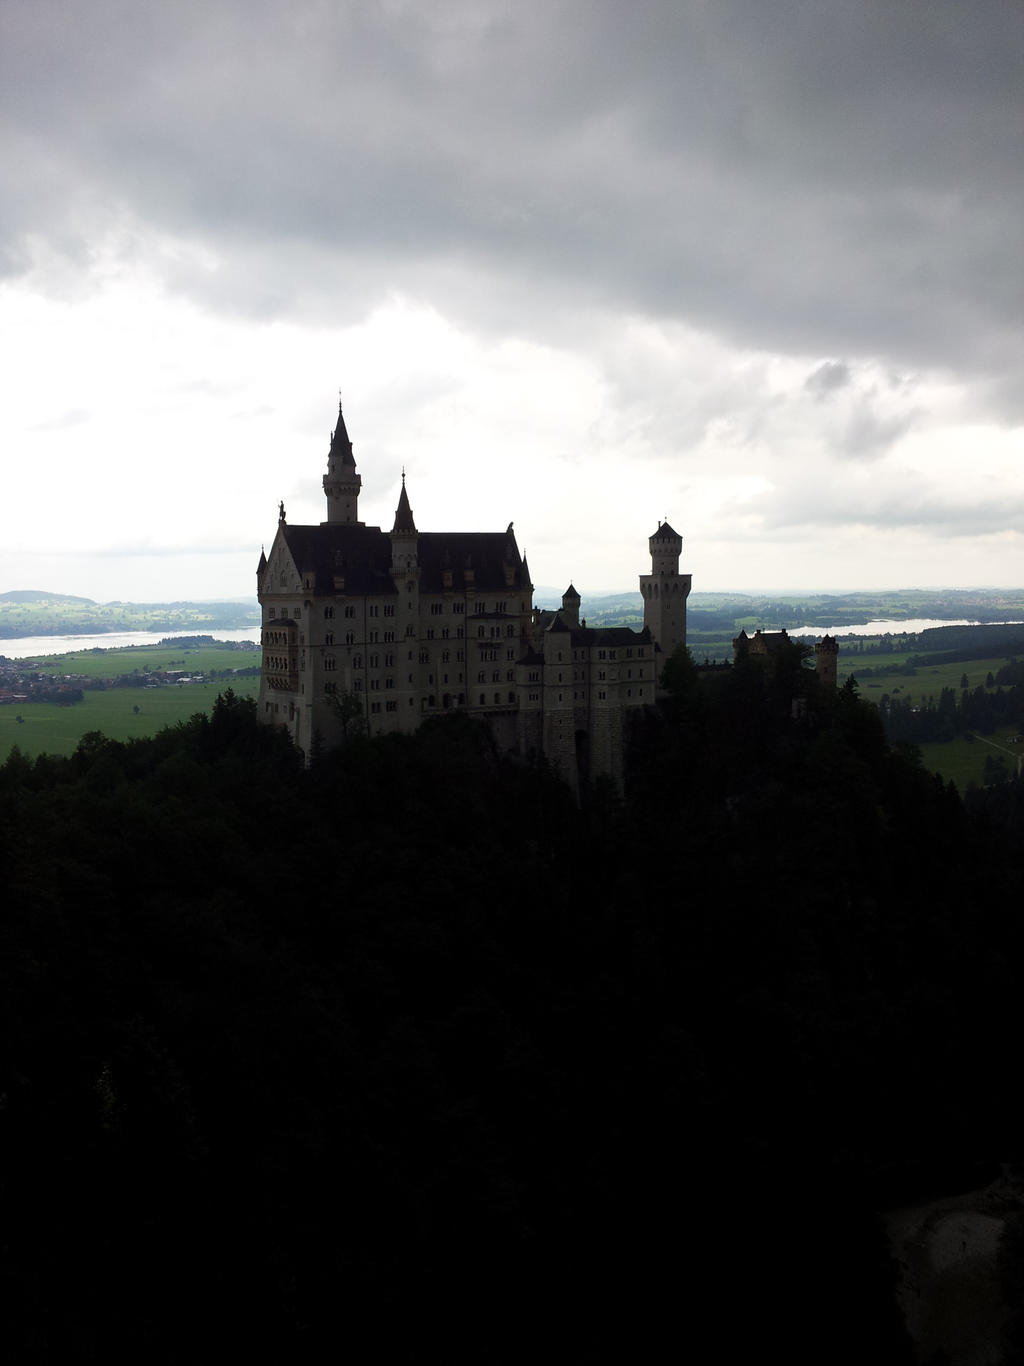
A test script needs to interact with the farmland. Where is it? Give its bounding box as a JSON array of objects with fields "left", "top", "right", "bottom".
[{"left": 1, "top": 642, "right": 260, "bottom": 758}]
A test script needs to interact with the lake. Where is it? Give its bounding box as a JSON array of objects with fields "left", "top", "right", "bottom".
[
  {"left": 787, "top": 618, "right": 1023, "bottom": 638},
  {"left": 0, "top": 628, "right": 260, "bottom": 660}
]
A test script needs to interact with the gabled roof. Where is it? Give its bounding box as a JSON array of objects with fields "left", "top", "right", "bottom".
[
  {"left": 282, "top": 523, "right": 397, "bottom": 596},
  {"left": 270, "top": 523, "right": 529, "bottom": 596}
]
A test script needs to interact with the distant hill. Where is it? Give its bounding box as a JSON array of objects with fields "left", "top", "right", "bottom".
[
  {"left": 0, "top": 595, "right": 260, "bottom": 639},
  {"left": 0, "top": 590, "right": 96, "bottom": 605}
]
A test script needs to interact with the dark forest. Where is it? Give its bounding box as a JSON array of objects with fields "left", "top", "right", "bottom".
[{"left": 3, "top": 654, "right": 1024, "bottom": 1362}]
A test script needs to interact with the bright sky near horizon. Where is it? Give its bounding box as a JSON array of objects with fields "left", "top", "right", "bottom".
[{"left": 2, "top": 1, "right": 1022, "bottom": 603}]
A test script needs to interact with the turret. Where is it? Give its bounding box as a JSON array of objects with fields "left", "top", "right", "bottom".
[
  {"left": 561, "top": 583, "right": 581, "bottom": 628},
  {"left": 322, "top": 400, "right": 362, "bottom": 525},
  {"left": 389, "top": 474, "right": 419, "bottom": 576}
]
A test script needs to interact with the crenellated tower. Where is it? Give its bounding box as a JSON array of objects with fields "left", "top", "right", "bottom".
[
  {"left": 639, "top": 520, "right": 691, "bottom": 661},
  {"left": 322, "top": 401, "right": 362, "bottom": 525}
]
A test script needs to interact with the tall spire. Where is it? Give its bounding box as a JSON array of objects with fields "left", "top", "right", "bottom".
[
  {"left": 329, "top": 398, "right": 356, "bottom": 469},
  {"left": 391, "top": 472, "right": 417, "bottom": 534},
  {"left": 322, "top": 395, "right": 362, "bottom": 525}
]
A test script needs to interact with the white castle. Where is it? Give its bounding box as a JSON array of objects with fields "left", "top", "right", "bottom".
[{"left": 257, "top": 401, "right": 691, "bottom": 791}]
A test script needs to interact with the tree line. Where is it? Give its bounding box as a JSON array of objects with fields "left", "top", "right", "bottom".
[{"left": 2, "top": 667, "right": 1024, "bottom": 1361}]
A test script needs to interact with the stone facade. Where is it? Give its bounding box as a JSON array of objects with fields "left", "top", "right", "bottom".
[
  {"left": 732, "top": 627, "right": 839, "bottom": 688},
  {"left": 257, "top": 402, "right": 688, "bottom": 789}
]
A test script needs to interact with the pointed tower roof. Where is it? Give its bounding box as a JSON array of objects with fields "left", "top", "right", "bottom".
[
  {"left": 651, "top": 520, "right": 681, "bottom": 541},
  {"left": 329, "top": 401, "right": 356, "bottom": 469},
  {"left": 391, "top": 474, "right": 417, "bottom": 534},
  {"left": 562, "top": 583, "right": 581, "bottom": 600}
]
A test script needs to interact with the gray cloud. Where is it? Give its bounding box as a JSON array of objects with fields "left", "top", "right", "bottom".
[
  {"left": 806, "top": 361, "right": 851, "bottom": 397},
  {"left": 2, "top": 0, "right": 1021, "bottom": 426}
]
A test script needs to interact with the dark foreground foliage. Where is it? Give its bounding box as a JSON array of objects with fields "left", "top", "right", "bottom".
[{"left": 2, "top": 684, "right": 1024, "bottom": 1362}]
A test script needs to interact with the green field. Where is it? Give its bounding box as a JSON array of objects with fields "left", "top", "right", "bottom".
[
  {"left": 856, "top": 657, "right": 1011, "bottom": 698},
  {"left": 25, "top": 642, "right": 260, "bottom": 678},
  {"left": 1, "top": 681, "right": 260, "bottom": 760},
  {"left": 916, "top": 729, "right": 1024, "bottom": 790}
]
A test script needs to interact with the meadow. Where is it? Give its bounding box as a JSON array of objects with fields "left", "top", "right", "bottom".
[
  {"left": 27, "top": 643, "right": 260, "bottom": 678},
  {"left": 0, "top": 681, "right": 260, "bottom": 759}
]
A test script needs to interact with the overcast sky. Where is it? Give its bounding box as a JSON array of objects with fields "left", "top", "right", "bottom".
[{"left": 2, "top": 0, "right": 1022, "bottom": 604}]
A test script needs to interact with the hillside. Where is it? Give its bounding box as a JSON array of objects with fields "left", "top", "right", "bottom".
[
  {"left": 3, "top": 673, "right": 1024, "bottom": 1360},
  {"left": 0, "top": 593, "right": 260, "bottom": 637}
]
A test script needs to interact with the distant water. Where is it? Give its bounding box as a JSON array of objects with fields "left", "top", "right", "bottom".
[
  {"left": 786, "top": 618, "right": 1023, "bottom": 638},
  {"left": 0, "top": 628, "right": 260, "bottom": 661}
]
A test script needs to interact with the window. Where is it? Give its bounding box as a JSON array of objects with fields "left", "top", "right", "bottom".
[
  {"left": 324, "top": 680, "right": 337, "bottom": 695},
  {"left": 426, "top": 629, "right": 435, "bottom": 640},
  {"left": 324, "top": 633, "right": 334, "bottom": 646},
  {"left": 431, "top": 603, "right": 443, "bottom": 615},
  {"left": 384, "top": 605, "right": 395, "bottom": 617},
  {"left": 496, "top": 601, "right": 507, "bottom": 614},
  {"left": 384, "top": 630, "right": 395, "bottom": 643},
  {"left": 453, "top": 602, "right": 464, "bottom": 614},
  {"left": 385, "top": 653, "right": 394, "bottom": 667},
  {"left": 442, "top": 650, "right": 450, "bottom": 663},
  {"left": 344, "top": 606, "right": 355, "bottom": 618},
  {"left": 385, "top": 678, "right": 395, "bottom": 689},
  {"left": 370, "top": 701, "right": 381, "bottom": 713},
  {"left": 324, "top": 606, "right": 335, "bottom": 619},
  {"left": 475, "top": 602, "right": 487, "bottom": 614},
  {"left": 345, "top": 632, "right": 355, "bottom": 645},
  {"left": 370, "top": 654, "right": 379, "bottom": 668},
  {"left": 324, "top": 656, "right": 337, "bottom": 671},
  {"left": 386, "top": 700, "right": 398, "bottom": 712},
  {"left": 369, "top": 605, "right": 379, "bottom": 617}
]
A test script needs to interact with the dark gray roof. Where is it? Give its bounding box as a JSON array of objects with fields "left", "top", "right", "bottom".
[
  {"left": 650, "top": 521, "right": 681, "bottom": 541},
  {"left": 570, "top": 625, "right": 653, "bottom": 648},
  {"left": 278, "top": 523, "right": 528, "bottom": 596},
  {"left": 329, "top": 404, "right": 356, "bottom": 469}
]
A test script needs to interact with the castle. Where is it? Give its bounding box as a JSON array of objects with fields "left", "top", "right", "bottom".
[{"left": 257, "top": 401, "right": 691, "bottom": 790}]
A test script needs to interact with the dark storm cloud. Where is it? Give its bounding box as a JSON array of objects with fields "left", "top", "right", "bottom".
[{"left": 2, "top": 1, "right": 1021, "bottom": 401}]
